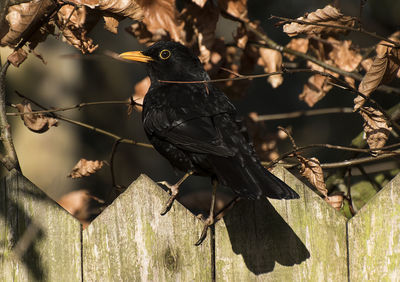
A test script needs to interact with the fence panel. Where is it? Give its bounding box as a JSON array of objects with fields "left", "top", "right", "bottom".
[
  {"left": 2, "top": 168, "right": 400, "bottom": 281},
  {"left": 83, "top": 174, "right": 212, "bottom": 282},
  {"left": 215, "top": 167, "right": 348, "bottom": 281},
  {"left": 348, "top": 173, "right": 400, "bottom": 281},
  {"left": 0, "top": 169, "right": 81, "bottom": 282}
]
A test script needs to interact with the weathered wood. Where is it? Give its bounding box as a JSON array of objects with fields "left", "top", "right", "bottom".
[
  {"left": 215, "top": 167, "right": 348, "bottom": 281},
  {"left": 83, "top": 174, "right": 212, "bottom": 282},
  {"left": 0, "top": 169, "right": 82, "bottom": 282},
  {"left": 348, "top": 173, "right": 400, "bottom": 280}
]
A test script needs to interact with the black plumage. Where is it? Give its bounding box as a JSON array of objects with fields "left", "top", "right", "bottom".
[{"left": 119, "top": 41, "right": 299, "bottom": 244}]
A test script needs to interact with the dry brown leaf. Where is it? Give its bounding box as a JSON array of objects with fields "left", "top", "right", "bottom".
[
  {"left": 284, "top": 38, "right": 309, "bottom": 61},
  {"left": 103, "top": 14, "right": 121, "bottom": 34},
  {"left": 360, "top": 107, "right": 392, "bottom": 151},
  {"left": 376, "top": 31, "right": 400, "bottom": 57},
  {"left": 7, "top": 48, "right": 27, "bottom": 67},
  {"left": 137, "top": 0, "right": 184, "bottom": 43},
  {"left": 98, "top": 0, "right": 143, "bottom": 20},
  {"left": 126, "top": 22, "right": 168, "bottom": 46},
  {"left": 56, "top": 5, "right": 100, "bottom": 53},
  {"left": 191, "top": 0, "right": 208, "bottom": 7},
  {"left": 258, "top": 48, "right": 283, "bottom": 88},
  {"left": 299, "top": 74, "right": 332, "bottom": 107},
  {"left": 328, "top": 40, "right": 362, "bottom": 72},
  {"left": 0, "top": 0, "right": 56, "bottom": 47},
  {"left": 181, "top": 1, "right": 219, "bottom": 64},
  {"left": 64, "top": 0, "right": 100, "bottom": 9},
  {"left": 298, "top": 156, "right": 327, "bottom": 196},
  {"left": 233, "top": 24, "right": 248, "bottom": 49},
  {"left": 361, "top": 58, "right": 373, "bottom": 72},
  {"left": 129, "top": 76, "right": 150, "bottom": 113},
  {"left": 283, "top": 5, "right": 355, "bottom": 37},
  {"left": 68, "top": 159, "right": 104, "bottom": 178},
  {"left": 218, "top": 0, "right": 248, "bottom": 20},
  {"left": 325, "top": 194, "right": 343, "bottom": 211},
  {"left": 15, "top": 102, "right": 58, "bottom": 133},
  {"left": 354, "top": 49, "right": 400, "bottom": 110}
]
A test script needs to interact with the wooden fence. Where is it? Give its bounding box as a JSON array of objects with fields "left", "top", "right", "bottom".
[{"left": 1, "top": 167, "right": 399, "bottom": 281}]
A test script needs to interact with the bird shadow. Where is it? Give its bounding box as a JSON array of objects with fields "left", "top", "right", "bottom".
[{"left": 222, "top": 198, "right": 310, "bottom": 274}]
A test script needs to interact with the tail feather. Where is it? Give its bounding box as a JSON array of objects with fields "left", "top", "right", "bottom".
[{"left": 210, "top": 155, "right": 299, "bottom": 200}]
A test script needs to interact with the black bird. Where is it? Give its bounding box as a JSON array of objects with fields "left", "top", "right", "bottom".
[{"left": 120, "top": 41, "right": 299, "bottom": 245}]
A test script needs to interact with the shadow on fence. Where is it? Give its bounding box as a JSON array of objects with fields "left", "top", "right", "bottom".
[{"left": 1, "top": 167, "right": 400, "bottom": 281}]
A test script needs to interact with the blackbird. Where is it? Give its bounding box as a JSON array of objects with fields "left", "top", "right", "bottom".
[{"left": 120, "top": 41, "right": 299, "bottom": 245}]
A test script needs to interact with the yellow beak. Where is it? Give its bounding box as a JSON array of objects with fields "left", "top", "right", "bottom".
[{"left": 119, "top": 51, "right": 153, "bottom": 63}]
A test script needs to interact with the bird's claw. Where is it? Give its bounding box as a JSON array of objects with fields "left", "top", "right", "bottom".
[
  {"left": 158, "top": 181, "right": 180, "bottom": 216},
  {"left": 160, "top": 194, "right": 177, "bottom": 215},
  {"left": 195, "top": 216, "right": 214, "bottom": 246}
]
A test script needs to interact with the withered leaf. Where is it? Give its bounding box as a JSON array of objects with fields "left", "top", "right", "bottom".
[
  {"left": 283, "top": 5, "right": 355, "bottom": 37},
  {"left": 360, "top": 107, "right": 392, "bottom": 151},
  {"left": 56, "top": 5, "right": 100, "bottom": 53},
  {"left": 258, "top": 47, "right": 283, "bottom": 88},
  {"left": 298, "top": 156, "right": 327, "bottom": 197},
  {"left": 299, "top": 74, "right": 332, "bottom": 107},
  {"left": 128, "top": 76, "right": 150, "bottom": 113},
  {"left": 15, "top": 102, "right": 58, "bottom": 133},
  {"left": 218, "top": 0, "right": 248, "bottom": 20},
  {"left": 328, "top": 39, "right": 362, "bottom": 72},
  {"left": 182, "top": 1, "right": 219, "bottom": 64},
  {"left": 325, "top": 194, "right": 343, "bottom": 211},
  {"left": 284, "top": 38, "right": 309, "bottom": 61},
  {"left": 98, "top": 0, "right": 143, "bottom": 20},
  {"left": 7, "top": 48, "right": 28, "bottom": 67},
  {"left": 103, "top": 14, "right": 122, "bottom": 34},
  {"left": 191, "top": 0, "right": 208, "bottom": 7},
  {"left": 0, "top": 0, "right": 56, "bottom": 47},
  {"left": 137, "top": 0, "right": 184, "bottom": 43},
  {"left": 354, "top": 49, "right": 400, "bottom": 110},
  {"left": 68, "top": 159, "right": 104, "bottom": 178},
  {"left": 376, "top": 31, "right": 400, "bottom": 57}
]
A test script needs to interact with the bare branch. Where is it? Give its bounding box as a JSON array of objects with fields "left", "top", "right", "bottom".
[
  {"left": 252, "top": 107, "right": 354, "bottom": 121},
  {"left": 265, "top": 143, "right": 400, "bottom": 169},
  {"left": 270, "top": 15, "right": 400, "bottom": 47},
  {"left": 8, "top": 97, "right": 129, "bottom": 116},
  {"left": 0, "top": 60, "right": 19, "bottom": 170},
  {"left": 10, "top": 92, "right": 153, "bottom": 149}
]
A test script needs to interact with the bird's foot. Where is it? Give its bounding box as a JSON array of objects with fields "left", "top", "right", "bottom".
[
  {"left": 157, "top": 181, "right": 180, "bottom": 216},
  {"left": 195, "top": 215, "right": 214, "bottom": 246}
]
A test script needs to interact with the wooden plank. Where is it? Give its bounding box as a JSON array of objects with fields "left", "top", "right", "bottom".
[
  {"left": 0, "top": 169, "right": 82, "bottom": 282},
  {"left": 215, "top": 167, "right": 348, "bottom": 281},
  {"left": 83, "top": 174, "right": 211, "bottom": 282},
  {"left": 348, "top": 173, "right": 400, "bottom": 280}
]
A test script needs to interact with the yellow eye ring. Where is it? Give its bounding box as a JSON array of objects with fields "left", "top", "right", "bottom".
[{"left": 159, "top": 49, "right": 171, "bottom": 60}]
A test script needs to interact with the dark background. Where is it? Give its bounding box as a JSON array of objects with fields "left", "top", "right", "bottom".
[{"left": 3, "top": 0, "right": 399, "bottom": 213}]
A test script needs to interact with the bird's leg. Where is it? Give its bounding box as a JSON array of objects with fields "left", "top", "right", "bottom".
[
  {"left": 195, "top": 179, "right": 218, "bottom": 246},
  {"left": 158, "top": 171, "right": 193, "bottom": 216}
]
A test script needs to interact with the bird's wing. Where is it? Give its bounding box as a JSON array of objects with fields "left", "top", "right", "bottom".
[{"left": 143, "top": 109, "right": 234, "bottom": 157}]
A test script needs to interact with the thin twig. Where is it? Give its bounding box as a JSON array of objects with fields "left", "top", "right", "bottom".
[
  {"left": 252, "top": 107, "right": 354, "bottom": 121},
  {"left": 244, "top": 22, "right": 400, "bottom": 95},
  {"left": 264, "top": 142, "right": 400, "bottom": 169},
  {"left": 11, "top": 92, "right": 153, "bottom": 149},
  {"left": 106, "top": 139, "right": 124, "bottom": 204},
  {"left": 7, "top": 98, "right": 129, "bottom": 116},
  {"left": 320, "top": 151, "right": 400, "bottom": 169},
  {"left": 270, "top": 15, "right": 400, "bottom": 47},
  {"left": 0, "top": 60, "right": 19, "bottom": 170}
]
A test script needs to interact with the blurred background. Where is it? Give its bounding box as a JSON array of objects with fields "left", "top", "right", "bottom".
[{"left": 2, "top": 0, "right": 400, "bottom": 224}]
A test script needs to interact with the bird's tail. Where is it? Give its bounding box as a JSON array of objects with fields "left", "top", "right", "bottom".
[{"left": 210, "top": 154, "right": 299, "bottom": 200}]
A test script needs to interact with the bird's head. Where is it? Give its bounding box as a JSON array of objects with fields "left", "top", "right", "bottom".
[{"left": 119, "top": 41, "right": 209, "bottom": 83}]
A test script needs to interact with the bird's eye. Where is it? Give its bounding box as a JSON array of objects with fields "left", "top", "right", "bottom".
[{"left": 159, "top": 49, "right": 171, "bottom": 60}]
